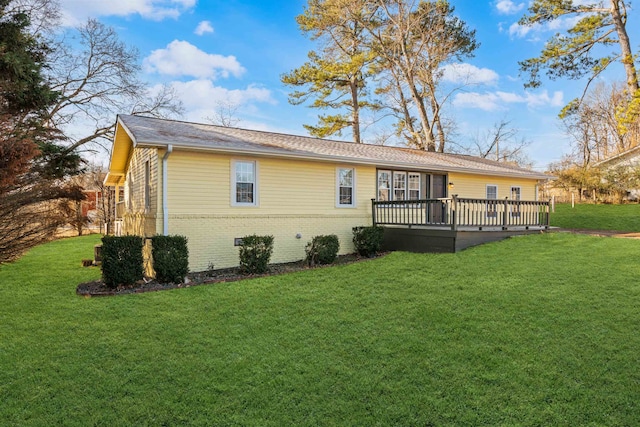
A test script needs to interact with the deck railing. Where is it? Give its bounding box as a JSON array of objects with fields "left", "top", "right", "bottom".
[{"left": 372, "top": 196, "right": 550, "bottom": 230}]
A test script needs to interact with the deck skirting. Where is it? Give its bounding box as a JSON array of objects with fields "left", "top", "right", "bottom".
[{"left": 381, "top": 226, "right": 551, "bottom": 253}]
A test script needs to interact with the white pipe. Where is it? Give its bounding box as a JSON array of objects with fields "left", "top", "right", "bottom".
[{"left": 162, "top": 144, "right": 173, "bottom": 235}]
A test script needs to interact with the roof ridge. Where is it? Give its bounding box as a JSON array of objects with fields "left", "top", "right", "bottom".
[{"left": 119, "top": 113, "right": 351, "bottom": 145}]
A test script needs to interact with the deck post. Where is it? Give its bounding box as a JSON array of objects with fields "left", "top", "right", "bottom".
[
  {"left": 451, "top": 195, "right": 457, "bottom": 231},
  {"left": 546, "top": 199, "right": 551, "bottom": 227},
  {"left": 371, "top": 198, "right": 376, "bottom": 226},
  {"left": 502, "top": 198, "right": 508, "bottom": 230}
]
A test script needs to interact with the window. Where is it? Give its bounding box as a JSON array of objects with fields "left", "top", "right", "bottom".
[
  {"left": 511, "top": 186, "right": 521, "bottom": 200},
  {"left": 232, "top": 160, "right": 257, "bottom": 206},
  {"left": 511, "top": 186, "right": 521, "bottom": 217},
  {"left": 144, "top": 160, "right": 150, "bottom": 210},
  {"left": 126, "top": 172, "right": 133, "bottom": 209},
  {"left": 337, "top": 168, "right": 355, "bottom": 207},
  {"left": 393, "top": 172, "right": 406, "bottom": 201},
  {"left": 487, "top": 185, "right": 498, "bottom": 199},
  {"left": 377, "top": 170, "right": 391, "bottom": 201},
  {"left": 377, "top": 170, "right": 425, "bottom": 201},
  {"left": 408, "top": 173, "right": 421, "bottom": 200},
  {"left": 486, "top": 184, "right": 498, "bottom": 217}
]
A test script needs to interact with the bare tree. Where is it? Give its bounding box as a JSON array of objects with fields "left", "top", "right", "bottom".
[
  {"left": 44, "top": 18, "right": 183, "bottom": 155},
  {"left": 470, "top": 119, "right": 532, "bottom": 167},
  {"left": 204, "top": 100, "right": 242, "bottom": 127},
  {"left": 562, "top": 82, "right": 640, "bottom": 166}
]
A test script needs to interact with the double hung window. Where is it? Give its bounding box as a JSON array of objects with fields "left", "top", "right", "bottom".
[
  {"left": 144, "top": 160, "right": 151, "bottom": 210},
  {"left": 232, "top": 160, "right": 257, "bottom": 206},
  {"left": 393, "top": 173, "right": 406, "bottom": 201},
  {"left": 337, "top": 168, "right": 355, "bottom": 207},
  {"left": 408, "top": 173, "right": 421, "bottom": 200},
  {"left": 377, "top": 171, "right": 391, "bottom": 201},
  {"left": 486, "top": 185, "right": 498, "bottom": 217},
  {"left": 511, "top": 186, "right": 521, "bottom": 217}
]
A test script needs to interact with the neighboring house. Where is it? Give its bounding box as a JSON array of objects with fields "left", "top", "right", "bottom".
[
  {"left": 105, "top": 115, "right": 550, "bottom": 271},
  {"left": 81, "top": 189, "right": 99, "bottom": 220},
  {"left": 594, "top": 145, "right": 640, "bottom": 201}
]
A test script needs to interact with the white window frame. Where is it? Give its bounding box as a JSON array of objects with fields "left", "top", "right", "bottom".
[
  {"left": 511, "top": 186, "right": 522, "bottom": 217},
  {"left": 510, "top": 186, "right": 521, "bottom": 201},
  {"left": 231, "top": 160, "right": 258, "bottom": 207},
  {"left": 393, "top": 171, "right": 407, "bottom": 201},
  {"left": 486, "top": 184, "right": 498, "bottom": 199},
  {"left": 377, "top": 170, "right": 391, "bottom": 201},
  {"left": 336, "top": 167, "right": 356, "bottom": 208},
  {"left": 486, "top": 184, "right": 498, "bottom": 217},
  {"left": 408, "top": 172, "right": 421, "bottom": 200},
  {"left": 144, "top": 160, "right": 151, "bottom": 211},
  {"left": 126, "top": 171, "right": 133, "bottom": 209}
]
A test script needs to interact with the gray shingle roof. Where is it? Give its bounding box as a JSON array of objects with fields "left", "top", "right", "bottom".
[{"left": 118, "top": 114, "right": 550, "bottom": 179}]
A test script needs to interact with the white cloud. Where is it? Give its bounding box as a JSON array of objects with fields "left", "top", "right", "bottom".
[
  {"left": 59, "top": 0, "right": 196, "bottom": 26},
  {"left": 453, "top": 90, "right": 563, "bottom": 111},
  {"left": 508, "top": 21, "right": 531, "bottom": 38},
  {"left": 495, "top": 0, "right": 525, "bottom": 15},
  {"left": 441, "top": 63, "right": 499, "bottom": 85},
  {"left": 143, "top": 40, "right": 245, "bottom": 79},
  {"left": 453, "top": 92, "right": 503, "bottom": 111},
  {"left": 194, "top": 20, "right": 214, "bottom": 36},
  {"left": 156, "top": 80, "right": 275, "bottom": 113}
]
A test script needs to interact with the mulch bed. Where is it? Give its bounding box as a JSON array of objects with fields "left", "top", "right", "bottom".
[{"left": 77, "top": 252, "right": 387, "bottom": 297}]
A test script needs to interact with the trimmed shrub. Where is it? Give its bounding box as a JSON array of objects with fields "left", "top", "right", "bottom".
[
  {"left": 101, "top": 235, "right": 144, "bottom": 288},
  {"left": 239, "top": 235, "right": 274, "bottom": 274},
  {"left": 352, "top": 226, "right": 384, "bottom": 257},
  {"left": 305, "top": 234, "right": 340, "bottom": 266},
  {"left": 151, "top": 235, "right": 189, "bottom": 284}
]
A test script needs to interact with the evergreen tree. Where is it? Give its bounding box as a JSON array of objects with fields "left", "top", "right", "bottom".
[{"left": 0, "top": 0, "right": 82, "bottom": 263}]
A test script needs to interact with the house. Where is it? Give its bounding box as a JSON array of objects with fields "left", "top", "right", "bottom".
[
  {"left": 593, "top": 145, "right": 640, "bottom": 201},
  {"left": 105, "top": 115, "right": 550, "bottom": 271}
]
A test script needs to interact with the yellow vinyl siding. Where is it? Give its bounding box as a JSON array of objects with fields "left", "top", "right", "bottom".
[
  {"left": 121, "top": 147, "right": 159, "bottom": 237},
  {"left": 164, "top": 151, "right": 375, "bottom": 270},
  {"left": 448, "top": 173, "right": 538, "bottom": 200},
  {"left": 166, "top": 152, "right": 374, "bottom": 215}
]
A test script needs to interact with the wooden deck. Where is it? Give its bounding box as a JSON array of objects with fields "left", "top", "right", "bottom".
[{"left": 372, "top": 197, "right": 551, "bottom": 253}]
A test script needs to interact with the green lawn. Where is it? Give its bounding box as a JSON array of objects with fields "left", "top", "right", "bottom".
[
  {"left": 551, "top": 202, "right": 640, "bottom": 231},
  {"left": 2, "top": 234, "right": 640, "bottom": 425}
]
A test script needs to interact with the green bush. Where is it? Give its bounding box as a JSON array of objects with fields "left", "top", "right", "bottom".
[
  {"left": 352, "top": 226, "right": 384, "bottom": 257},
  {"left": 239, "top": 235, "right": 274, "bottom": 274},
  {"left": 151, "top": 235, "right": 189, "bottom": 284},
  {"left": 305, "top": 234, "right": 340, "bottom": 266},
  {"left": 101, "top": 235, "right": 144, "bottom": 288}
]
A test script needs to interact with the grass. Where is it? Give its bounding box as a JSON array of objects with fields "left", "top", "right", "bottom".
[
  {"left": 551, "top": 202, "right": 640, "bottom": 231},
  {"left": 2, "top": 233, "right": 640, "bottom": 425}
]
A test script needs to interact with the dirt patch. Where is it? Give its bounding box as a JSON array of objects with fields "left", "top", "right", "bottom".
[
  {"left": 77, "top": 252, "right": 387, "bottom": 297},
  {"left": 560, "top": 229, "right": 640, "bottom": 239}
]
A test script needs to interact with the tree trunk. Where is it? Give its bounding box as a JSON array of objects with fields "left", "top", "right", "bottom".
[
  {"left": 405, "top": 77, "right": 435, "bottom": 150},
  {"left": 610, "top": 0, "right": 639, "bottom": 94},
  {"left": 349, "top": 78, "right": 361, "bottom": 144}
]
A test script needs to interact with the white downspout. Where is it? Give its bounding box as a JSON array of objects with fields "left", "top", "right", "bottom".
[{"left": 162, "top": 144, "right": 173, "bottom": 235}]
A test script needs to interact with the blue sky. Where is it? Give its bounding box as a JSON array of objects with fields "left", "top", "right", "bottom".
[{"left": 58, "top": 0, "right": 638, "bottom": 171}]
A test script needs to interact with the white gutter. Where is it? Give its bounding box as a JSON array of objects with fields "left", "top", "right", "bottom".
[{"left": 162, "top": 144, "right": 173, "bottom": 235}]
